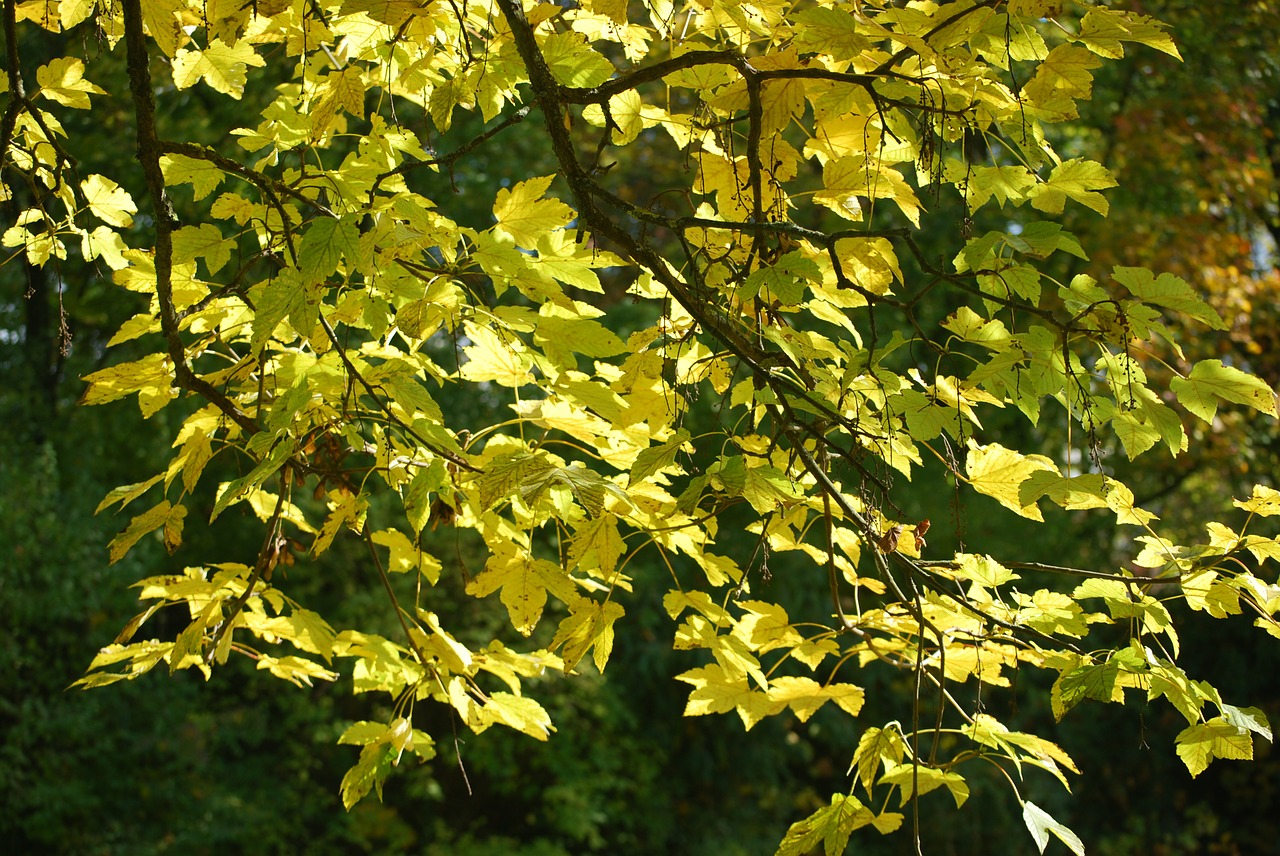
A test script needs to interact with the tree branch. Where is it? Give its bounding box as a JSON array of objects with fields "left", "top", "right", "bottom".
[{"left": 122, "top": 0, "right": 259, "bottom": 435}]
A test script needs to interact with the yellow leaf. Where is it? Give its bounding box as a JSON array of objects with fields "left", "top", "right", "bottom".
[
  {"left": 476, "top": 692, "right": 554, "bottom": 740},
  {"left": 1235, "top": 485, "right": 1280, "bottom": 517},
  {"left": 1077, "top": 9, "right": 1181, "bottom": 60},
  {"left": 459, "top": 323, "right": 535, "bottom": 387},
  {"left": 550, "top": 597, "right": 625, "bottom": 673},
  {"left": 492, "top": 175, "right": 574, "bottom": 246},
  {"left": 311, "top": 491, "right": 367, "bottom": 556},
  {"left": 852, "top": 727, "right": 906, "bottom": 792},
  {"left": 767, "top": 676, "right": 865, "bottom": 722},
  {"left": 1176, "top": 717, "right": 1253, "bottom": 777},
  {"left": 371, "top": 528, "right": 419, "bottom": 573},
  {"left": 58, "top": 0, "right": 96, "bottom": 29},
  {"left": 172, "top": 39, "right": 265, "bottom": 99},
  {"left": 172, "top": 223, "right": 233, "bottom": 275},
  {"left": 256, "top": 654, "right": 339, "bottom": 687},
  {"left": 733, "top": 600, "right": 801, "bottom": 653},
  {"left": 567, "top": 513, "right": 625, "bottom": 579},
  {"left": 160, "top": 153, "right": 225, "bottom": 200},
  {"left": 162, "top": 502, "right": 186, "bottom": 553},
  {"left": 676, "top": 664, "right": 782, "bottom": 729},
  {"left": 81, "top": 226, "right": 130, "bottom": 270},
  {"left": 95, "top": 474, "right": 164, "bottom": 515},
  {"left": 82, "top": 353, "right": 172, "bottom": 407},
  {"left": 816, "top": 155, "right": 922, "bottom": 226},
  {"left": 1172, "top": 359, "right": 1278, "bottom": 423},
  {"left": 467, "top": 543, "right": 572, "bottom": 635},
  {"left": 1023, "top": 44, "right": 1101, "bottom": 119},
  {"left": 953, "top": 553, "right": 1019, "bottom": 588},
  {"left": 36, "top": 57, "right": 106, "bottom": 109},
  {"left": 81, "top": 175, "right": 137, "bottom": 227},
  {"left": 138, "top": 0, "right": 186, "bottom": 57},
  {"left": 966, "top": 441, "right": 1057, "bottom": 520},
  {"left": 311, "top": 66, "right": 366, "bottom": 136}
]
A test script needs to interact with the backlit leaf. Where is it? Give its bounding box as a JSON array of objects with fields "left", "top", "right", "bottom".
[
  {"left": 172, "top": 39, "right": 265, "bottom": 98},
  {"left": 1171, "top": 359, "right": 1278, "bottom": 423}
]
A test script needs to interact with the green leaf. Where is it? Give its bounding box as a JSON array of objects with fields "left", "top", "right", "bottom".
[
  {"left": 107, "top": 500, "right": 172, "bottom": 564},
  {"left": 299, "top": 217, "right": 361, "bottom": 283},
  {"left": 340, "top": 743, "right": 395, "bottom": 809},
  {"left": 1176, "top": 717, "right": 1254, "bottom": 777},
  {"left": 1112, "top": 266, "right": 1226, "bottom": 329},
  {"left": 1028, "top": 158, "right": 1117, "bottom": 215},
  {"left": 540, "top": 32, "right": 616, "bottom": 87},
  {"left": 250, "top": 270, "right": 319, "bottom": 351},
  {"left": 740, "top": 251, "right": 822, "bottom": 306},
  {"left": 1171, "top": 359, "right": 1278, "bottom": 423},
  {"left": 475, "top": 449, "right": 556, "bottom": 509}
]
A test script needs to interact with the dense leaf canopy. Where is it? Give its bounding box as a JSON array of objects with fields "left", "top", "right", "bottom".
[{"left": 4, "top": 0, "right": 1280, "bottom": 852}]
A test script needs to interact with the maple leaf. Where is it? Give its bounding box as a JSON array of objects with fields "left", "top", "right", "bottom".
[
  {"left": 1234, "top": 485, "right": 1280, "bottom": 517},
  {"left": 466, "top": 543, "right": 572, "bottom": 635},
  {"left": 1023, "top": 44, "right": 1102, "bottom": 119},
  {"left": 172, "top": 40, "right": 265, "bottom": 99},
  {"left": 36, "top": 57, "right": 106, "bottom": 109},
  {"left": 966, "top": 442, "right": 1057, "bottom": 521},
  {"left": 1028, "top": 159, "right": 1117, "bottom": 215},
  {"left": 1077, "top": 9, "right": 1181, "bottom": 60},
  {"left": 1175, "top": 717, "right": 1254, "bottom": 777},
  {"left": 172, "top": 224, "right": 233, "bottom": 275},
  {"left": 1171, "top": 359, "right": 1278, "bottom": 423},
  {"left": 493, "top": 175, "right": 574, "bottom": 246},
  {"left": 81, "top": 175, "right": 137, "bottom": 227}
]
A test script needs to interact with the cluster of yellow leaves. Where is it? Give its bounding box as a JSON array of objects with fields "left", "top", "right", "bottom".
[{"left": 8, "top": 0, "right": 1278, "bottom": 853}]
